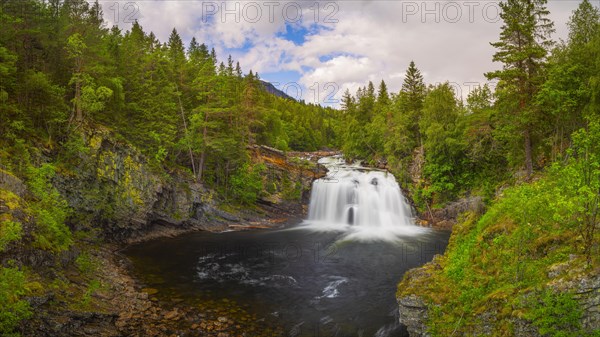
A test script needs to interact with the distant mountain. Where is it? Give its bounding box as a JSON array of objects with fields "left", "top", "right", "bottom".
[{"left": 260, "top": 80, "right": 296, "bottom": 101}]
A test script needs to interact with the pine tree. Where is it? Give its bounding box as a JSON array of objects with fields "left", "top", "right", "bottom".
[
  {"left": 536, "top": 0, "right": 600, "bottom": 159},
  {"left": 486, "top": 0, "right": 554, "bottom": 176},
  {"left": 227, "top": 55, "right": 235, "bottom": 77}
]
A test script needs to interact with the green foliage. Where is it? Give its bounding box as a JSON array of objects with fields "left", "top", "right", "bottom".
[
  {"left": 281, "top": 177, "right": 302, "bottom": 202},
  {"left": 80, "top": 279, "right": 101, "bottom": 308},
  {"left": 229, "top": 163, "right": 266, "bottom": 205},
  {"left": 0, "top": 0, "right": 340, "bottom": 201},
  {"left": 525, "top": 290, "right": 583, "bottom": 337},
  {"left": 60, "top": 133, "right": 91, "bottom": 166},
  {"left": 27, "top": 164, "right": 73, "bottom": 252},
  {"left": 75, "top": 252, "right": 97, "bottom": 275},
  {"left": 486, "top": 0, "right": 555, "bottom": 175},
  {"left": 0, "top": 221, "right": 22, "bottom": 252},
  {"left": 0, "top": 266, "right": 32, "bottom": 337},
  {"left": 401, "top": 142, "right": 599, "bottom": 335},
  {"left": 419, "top": 83, "right": 468, "bottom": 204},
  {"left": 547, "top": 119, "right": 600, "bottom": 264}
]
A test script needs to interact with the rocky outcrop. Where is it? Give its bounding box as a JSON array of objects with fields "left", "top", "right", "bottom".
[
  {"left": 575, "top": 274, "right": 600, "bottom": 331},
  {"left": 52, "top": 131, "right": 326, "bottom": 242},
  {"left": 53, "top": 129, "right": 214, "bottom": 241},
  {"left": 0, "top": 169, "right": 26, "bottom": 197},
  {"left": 397, "top": 264, "right": 600, "bottom": 337},
  {"left": 248, "top": 145, "right": 327, "bottom": 214},
  {"left": 397, "top": 295, "right": 431, "bottom": 337},
  {"left": 549, "top": 266, "right": 600, "bottom": 332},
  {"left": 419, "top": 196, "right": 485, "bottom": 230}
]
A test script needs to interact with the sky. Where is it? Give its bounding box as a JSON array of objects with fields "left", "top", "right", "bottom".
[{"left": 101, "top": 0, "right": 599, "bottom": 106}]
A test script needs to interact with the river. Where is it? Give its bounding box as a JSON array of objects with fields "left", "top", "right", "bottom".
[{"left": 124, "top": 156, "right": 450, "bottom": 336}]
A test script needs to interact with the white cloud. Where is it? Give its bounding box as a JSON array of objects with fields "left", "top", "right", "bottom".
[{"left": 102, "top": 0, "right": 590, "bottom": 106}]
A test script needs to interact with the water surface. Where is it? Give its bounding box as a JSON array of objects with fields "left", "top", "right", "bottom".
[{"left": 124, "top": 225, "right": 449, "bottom": 336}]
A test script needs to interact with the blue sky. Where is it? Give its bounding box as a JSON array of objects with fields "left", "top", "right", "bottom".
[{"left": 102, "top": 0, "right": 594, "bottom": 107}]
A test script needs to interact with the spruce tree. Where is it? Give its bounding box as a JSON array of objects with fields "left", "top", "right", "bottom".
[
  {"left": 486, "top": 0, "right": 554, "bottom": 176},
  {"left": 377, "top": 80, "right": 390, "bottom": 106},
  {"left": 401, "top": 61, "right": 426, "bottom": 112}
]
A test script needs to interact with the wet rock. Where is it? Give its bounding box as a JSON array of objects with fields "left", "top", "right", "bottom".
[
  {"left": 164, "top": 310, "right": 180, "bottom": 321},
  {"left": 141, "top": 288, "right": 159, "bottom": 295}
]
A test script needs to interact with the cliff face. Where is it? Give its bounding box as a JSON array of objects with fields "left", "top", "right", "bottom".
[
  {"left": 398, "top": 271, "right": 600, "bottom": 337},
  {"left": 49, "top": 130, "right": 324, "bottom": 242},
  {"left": 53, "top": 128, "right": 223, "bottom": 241},
  {"left": 248, "top": 145, "right": 327, "bottom": 212}
]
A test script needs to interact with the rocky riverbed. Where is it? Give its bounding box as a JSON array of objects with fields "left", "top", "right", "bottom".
[{"left": 19, "top": 241, "right": 286, "bottom": 337}]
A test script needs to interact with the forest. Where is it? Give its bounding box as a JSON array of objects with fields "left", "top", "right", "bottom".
[
  {"left": 2, "top": 0, "right": 599, "bottom": 208},
  {"left": 1, "top": 0, "right": 600, "bottom": 335},
  {"left": 1, "top": 0, "right": 339, "bottom": 202}
]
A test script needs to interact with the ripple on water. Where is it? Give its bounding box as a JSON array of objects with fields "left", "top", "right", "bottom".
[{"left": 316, "top": 276, "right": 349, "bottom": 299}]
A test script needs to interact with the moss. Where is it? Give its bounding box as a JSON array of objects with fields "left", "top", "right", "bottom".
[
  {"left": 95, "top": 150, "right": 117, "bottom": 180},
  {"left": 88, "top": 134, "right": 103, "bottom": 151},
  {"left": 0, "top": 189, "right": 21, "bottom": 211},
  {"left": 399, "top": 172, "right": 598, "bottom": 336},
  {"left": 121, "top": 154, "right": 143, "bottom": 206},
  {"left": 75, "top": 252, "right": 98, "bottom": 276}
]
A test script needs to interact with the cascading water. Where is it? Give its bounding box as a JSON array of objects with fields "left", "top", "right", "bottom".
[{"left": 305, "top": 156, "right": 423, "bottom": 240}]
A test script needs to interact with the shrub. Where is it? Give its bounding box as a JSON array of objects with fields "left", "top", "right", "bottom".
[
  {"left": 0, "top": 266, "right": 32, "bottom": 336},
  {"left": 27, "top": 164, "right": 72, "bottom": 252},
  {"left": 229, "top": 163, "right": 266, "bottom": 205},
  {"left": 0, "top": 221, "right": 22, "bottom": 252},
  {"left": 525, "top": 290, "right": 583, "bottom": 337}
]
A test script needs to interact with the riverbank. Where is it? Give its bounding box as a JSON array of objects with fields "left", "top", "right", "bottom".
[
  {"left": 3, "top": 178, "right": 305, "bottom": 336},
  {"left": 0, "top": 128, "right": 333, "bottom": 336}
]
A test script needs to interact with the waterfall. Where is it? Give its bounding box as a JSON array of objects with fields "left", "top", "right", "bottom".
[{"left": 305, "top": 156, "right": 421, "bottom": 239}]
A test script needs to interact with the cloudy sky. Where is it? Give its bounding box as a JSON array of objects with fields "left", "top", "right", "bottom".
[{"left": 101, "top": 0, "right": 598, "bottom": 106}]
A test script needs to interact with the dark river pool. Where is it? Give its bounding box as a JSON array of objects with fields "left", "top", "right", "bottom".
[{"left": 124, "top": 224, "right": 450, "bottom": 337}]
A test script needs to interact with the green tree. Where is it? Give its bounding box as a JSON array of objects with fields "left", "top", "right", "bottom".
[
  {"left": 419, "top": 83, "right": 467, "bottom": 204},
  {"left": 568, "top": 0, "right": 600, "bottom": 45},
  {"left": 536, "top": 0, "right": 599, "bottom": 160},
  {"left": 66, "top": 33, "right": 87, "bottom": 122},
  {"left": 486, "top": 0, "right": 555, "bottom": 176},
  {"left": 383, "top": 61, "right": 427, "bottom": 178},
  {"left": 400, "top": 61, "right": 426, "bottom": 143}
]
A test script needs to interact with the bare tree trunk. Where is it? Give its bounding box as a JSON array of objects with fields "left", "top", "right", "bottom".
[
  {"left": 197, "top": 112, "right": 208, "bottom": 183},
  {"left": 175, "top": 85, "right": 197, "bottom": 178},
  {"left": 524, "top": 127, "right": 533, "bottom": 177},
  {"left": 75, "top": 79, "right": 82, "bottom": 122}
]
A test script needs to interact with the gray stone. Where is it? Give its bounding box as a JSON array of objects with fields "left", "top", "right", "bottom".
[{"left": 0, "top": 169, "right": 26, "bottom": 196}]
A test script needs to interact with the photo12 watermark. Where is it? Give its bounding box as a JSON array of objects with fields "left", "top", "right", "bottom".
[
  {"left": 201, "top": 1, "right": 339, "bottom": 24},
  {"left": 399, "top": 1, "right": 501, "bottom": 24},
  {"left": 104, "top": 1, "right": 140, "bottom": 23}
]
